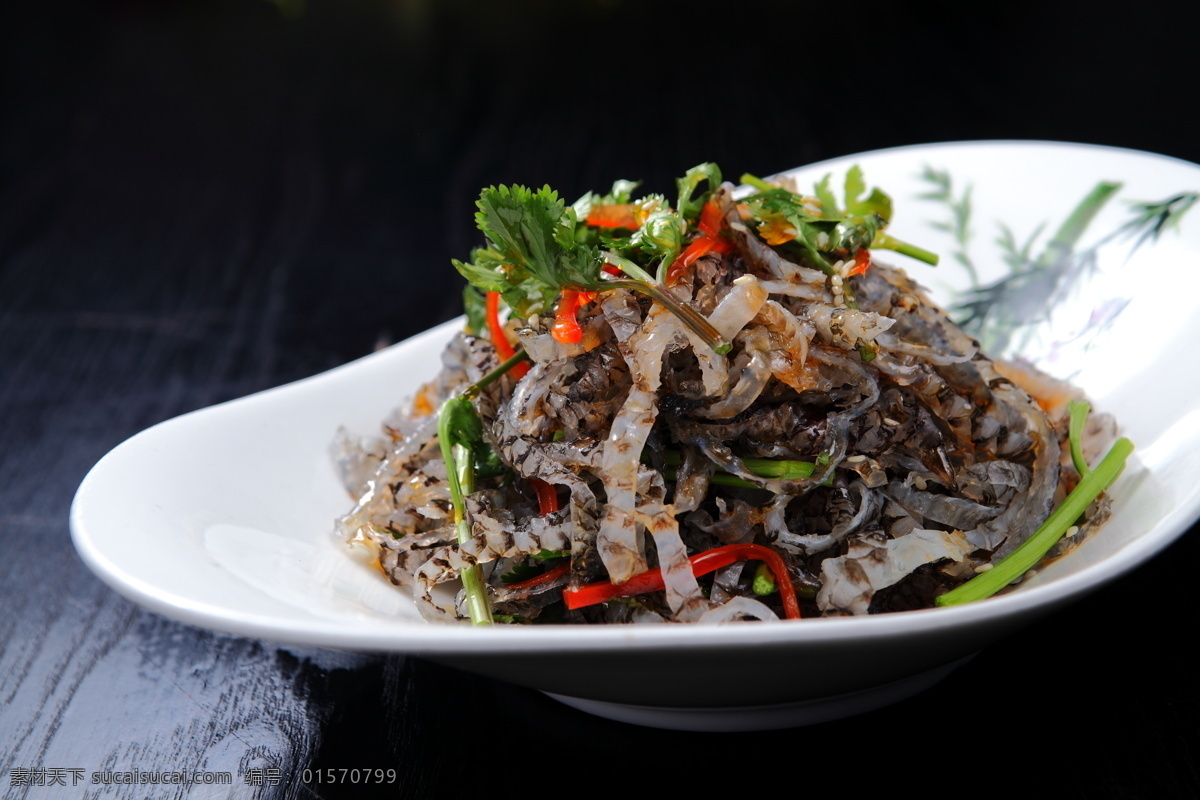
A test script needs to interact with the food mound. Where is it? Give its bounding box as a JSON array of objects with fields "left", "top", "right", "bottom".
[{"left": 331, "top": 164, "right": 1128, "bottom": 625}]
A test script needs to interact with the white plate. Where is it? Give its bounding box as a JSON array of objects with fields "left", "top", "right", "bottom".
[{"left": 70, "top": 141, "right": 1200, "bottom": 730}]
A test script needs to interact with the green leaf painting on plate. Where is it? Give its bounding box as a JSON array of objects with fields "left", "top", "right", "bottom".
[{"left": 919, "top": 167, "right": 1198, "bottom": 358}]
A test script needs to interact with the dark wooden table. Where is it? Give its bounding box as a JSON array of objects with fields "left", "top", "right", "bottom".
[{"left": 4, "top": 2, "right": 1199, "bottom": 797}]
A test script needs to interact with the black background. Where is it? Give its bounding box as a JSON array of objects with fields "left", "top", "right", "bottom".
[{"left": 3, "top": 1, "right": 1199, "bottom": 798}]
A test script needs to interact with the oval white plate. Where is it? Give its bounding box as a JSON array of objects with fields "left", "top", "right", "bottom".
[{"left": 71, "top": 141, "right": 1200, "bottom": 727}]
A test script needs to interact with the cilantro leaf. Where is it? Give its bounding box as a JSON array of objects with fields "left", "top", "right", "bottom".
[
  {"left": 532, "top": 548, "right": 569, "bottom": 559},
  {"left": 741, "top": 167, "right": 937, "bottom": 275},
  {"left": 676, "top": 162, "right": 722, "bottom": 221},
  {"left": 462, "top": 285, "right": 487, "bottom": 336},
  {"left": 813, "top": 174, "right": 839, "bottom": 216},
  {"left": 500, "top": 561, "right": 543, "bottom": 585},
  {"left": 454, "top": 174, "right": 733, "bottom": 355},
  {"left": 844, "top": 166, "right": 866, "bottom": 211},
  {"left": 453, "top": 246, "right": 556, "bottom": 317},
  {"left": 452, "top": 250, "right": 509, "bottom": 294},
  {"left": 475, "top": 184, "right": 603, "bottom": 292},
  {"left": 632, "top": 208, "right": 682, "bottom": 279},
  {"left": 609, "top": 179, "right": 640, "bottom": 204},
  {"left": 847, "top": 188, "right": 893, "bottom": 221}
]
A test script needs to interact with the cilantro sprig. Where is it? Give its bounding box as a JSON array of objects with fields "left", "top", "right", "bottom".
[
  {"left": 739, "top": 166, "right": 939, "bottom": 298},
  {"left": 454, "top": 185, "right": 600, "bottom": 317},
  {"left": 454, "top": 183, "right": 731, "bottom": 354},
  {"left": 737, "top": 167, "right": 938, "bottom": 364},
  {"left": 436, "top": 349, "right": 529, "bottom": 626}
]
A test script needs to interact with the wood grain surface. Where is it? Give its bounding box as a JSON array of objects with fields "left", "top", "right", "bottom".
[{"left": 3, "top": 2, "right": 1199, "bottom": 798}]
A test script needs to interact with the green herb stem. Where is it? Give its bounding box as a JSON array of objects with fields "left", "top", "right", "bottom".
[
  {"left": 739, "top": 173, "right": 776, "bottom": 193},
  {"left": 1068, "top": 399, "right": 1092, "bottom": 479},
  {"left": 435, "top": 348, "right": 534, "bottom": 625},
  {"left": 602, "top": 251, "right": 656, "bottom": 284},
  {"left": 873, "top": 233, "right": 940, "bottom": 266},
  {"left": 450, "top": 442, "right": 493, "bottom": 625},
  {"left": 465, "top": 350, "right": 530, "bottom": 398},
  {"left": 662, "top": 465, "right": 757, "bottom": 489},
  {"left": 601, "top": 277, "right": 732, "bottom": 355},
  {"left": 660, "top": 451, "right": 817, "bottom": 487},
  {"left": 752, "top": 562, "right": 777, "bottom": 596},
  {"left": 737, "top": 457, "right": 817, "bottom": 480},
  {"left": 936, "top": 436, "right": 1133, "bottom": 607},
  {"left": 437, "top": 405, "right": 494, "bottom": 625}
]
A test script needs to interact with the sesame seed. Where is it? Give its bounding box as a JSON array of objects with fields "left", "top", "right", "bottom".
[
  {"left": 1065, "top": 525, "right": 1080, "bottom": 538},
  {"left": 913, "top": 476, "right": 927, "bottom": 490},
  {"left": 974, "top": 563, "right": 993, "bottom": 574},
  {"left": 883, "top": 417, "right": 900, "bottom": 426},
  {"left": 846, "top": 455, "right": 866, "bottom": 463}
]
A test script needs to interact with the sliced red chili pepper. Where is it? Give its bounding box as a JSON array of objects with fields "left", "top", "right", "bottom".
[
  {"left": 485, "top": 291, "right": 529, "bottom": 379},
  {"left": 586, "top": 203, "right": 640, "bottom": 229},
  {"left": 529, "top": 477, "right": 560, "bottom": 516},
  {"left": 710, "top": 235, "right": 734, "bottom": 255},
  {"left": 846, "top": 248, "right": 871, "bottom": 277},
  {"left": 666, "top": 237, "right": 713, "bottom": 286},
  {"left": 562, "top": 543, "right": 801, "bottom": 620},
  {"left": 551, "top": 289, "right": 597, "bottom": 344},
  {"left": 505, "top": 561, "right": 570, "bottom": 591},
  {"left": 504, "top": 478, "right": 564, "bottom": 587},
  {"left": 666, "top": 234, "right": 733, "bottom": 286},
  {"left": 697, "top": 197, "right": 726, "bottom": 236},
  {"left": 666, "top": 199, "right": 732, "bottom": 286}
]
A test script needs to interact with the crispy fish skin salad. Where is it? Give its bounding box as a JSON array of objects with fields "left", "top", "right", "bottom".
[{"left": 331, "top": 164, "right": 1131, "bottom": 625}]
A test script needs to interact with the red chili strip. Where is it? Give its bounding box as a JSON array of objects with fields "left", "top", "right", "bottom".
[
  {"left": 485, "top": 291, "right": 529, "bottom": 379},
  {"left": 697, "top": 196, "right": 726, "bottom": 235},
  {"left": 505, "top": 562, "right": 570, "bottom": 591},
  {"left": 529, "top": 477, "right": 560, "bottom": 516},
  {"left": 562, "top": 543, "right": 801, "bottom": 620},
  {"left": 666, "top": 234, "right": 733, "bottom": 286},
  {"left": 586, "top": 203, "right": 639, "bottom": 229},
  {"left": 503, "top": 478, "right": 565, "bottom": 589},
  {"left": 846, "top": 248, "right": 871, "bottom": 277},
  {"left": 665, "top": 199, "right": 733, "bottom": 286},
  {"left": 551, "top": 289, "right": 597, "bottom": 344}
]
